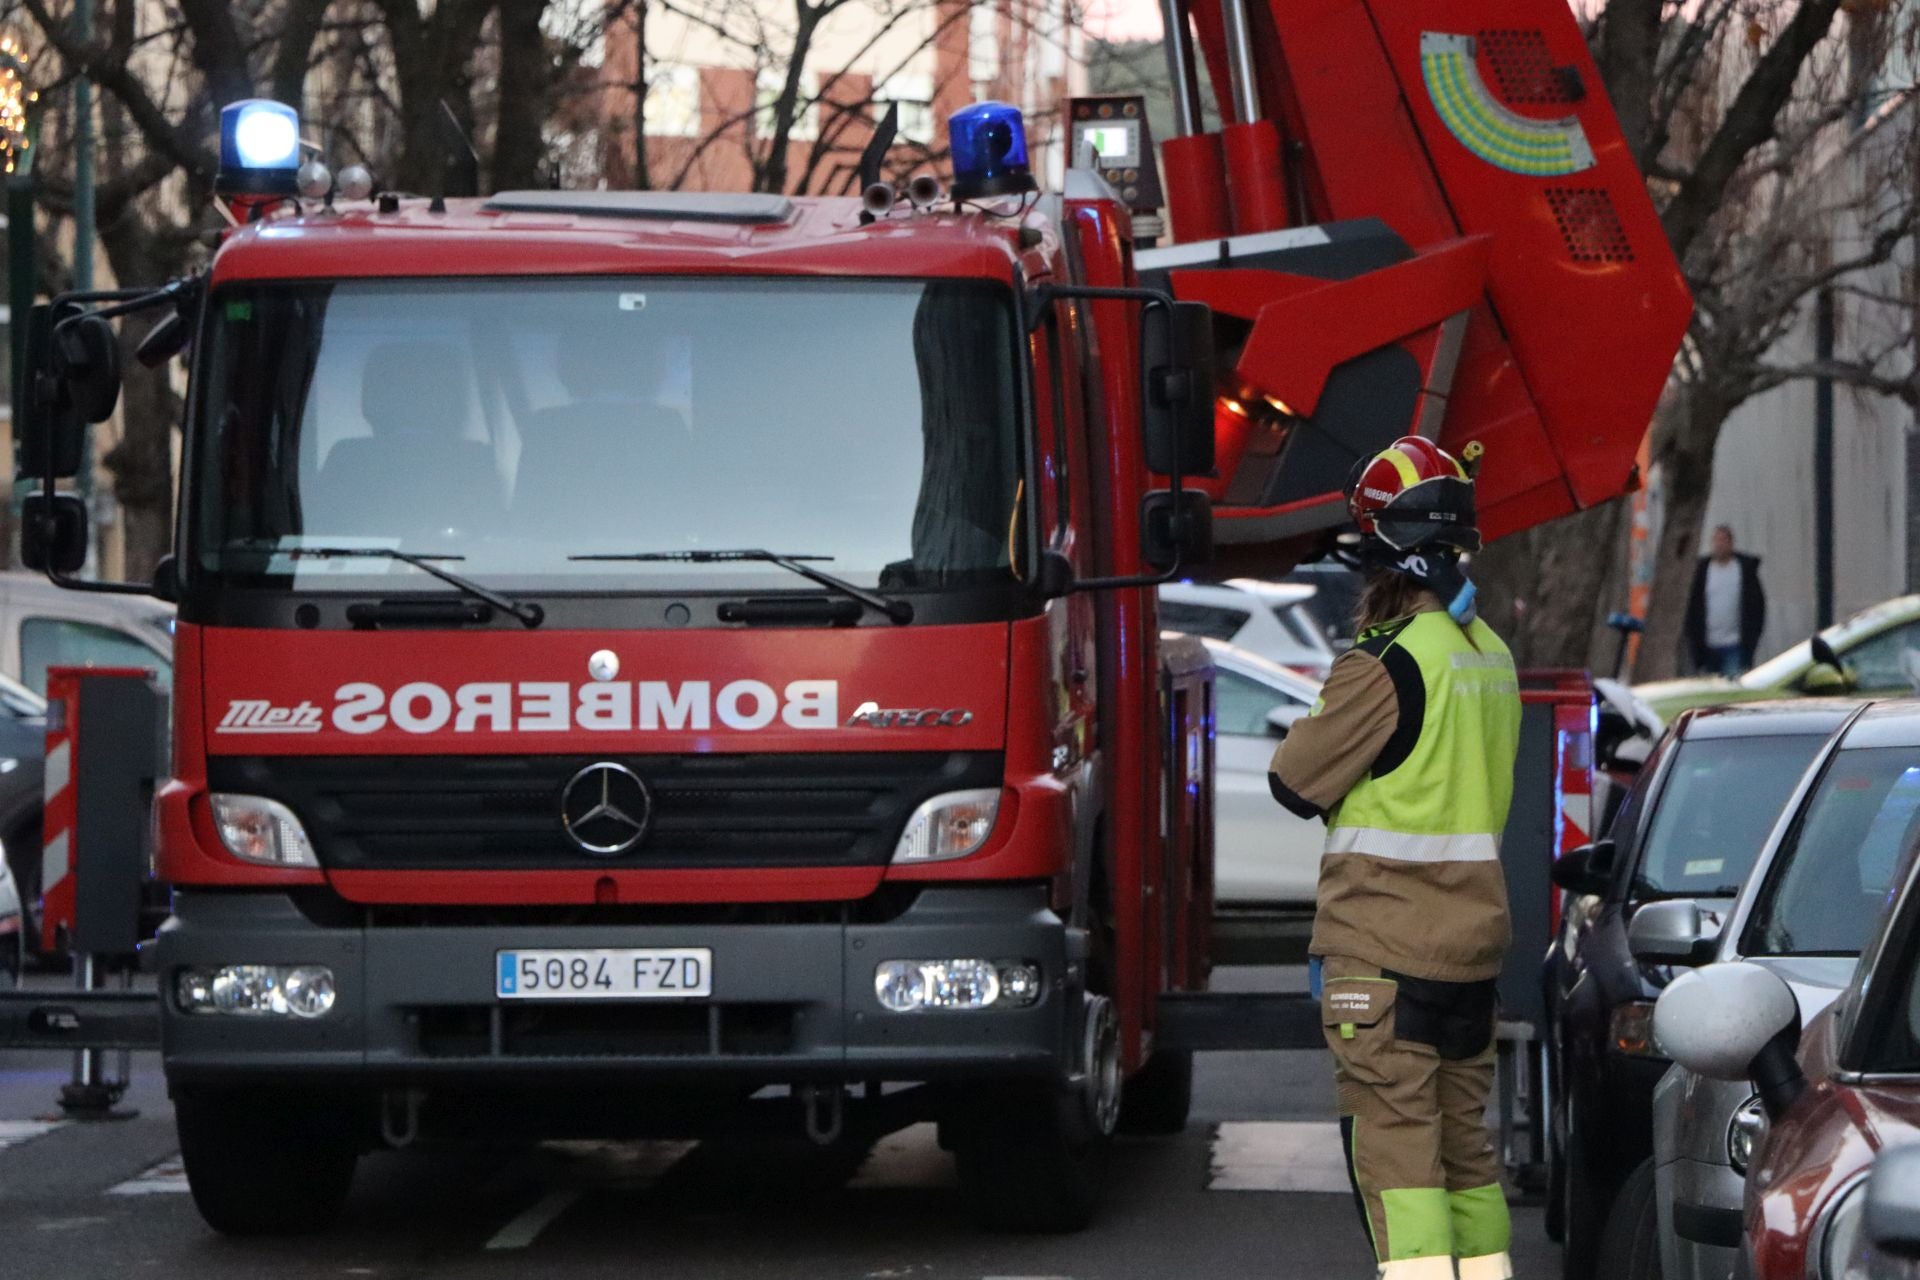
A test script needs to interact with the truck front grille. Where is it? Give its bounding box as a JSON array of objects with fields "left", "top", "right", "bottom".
[
  {"left": 415, "top": 1002, "right": 796, "bottom": 1058},
  {"left": 207, "top": 751, "right": 1002, "bottom": 871}
]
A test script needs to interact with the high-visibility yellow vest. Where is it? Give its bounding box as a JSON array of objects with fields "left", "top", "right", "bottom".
[{"left": 1326, "top": 611, "right": 1521, "bottom": 863}]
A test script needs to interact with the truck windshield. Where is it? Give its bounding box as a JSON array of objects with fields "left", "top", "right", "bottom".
[
  {"left": 189, "top": 276, "right": 1024, "bottom": 595},
  {"left": 1742, "top": 747, "right": 1920, "bottom": 956}
]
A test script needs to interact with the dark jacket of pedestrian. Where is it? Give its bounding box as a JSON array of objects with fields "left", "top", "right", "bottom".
[{"left": 1683, "top": 552, "right": 1766, "bottom": 673}]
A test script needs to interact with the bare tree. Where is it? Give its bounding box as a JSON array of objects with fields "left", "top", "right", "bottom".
[{"left": 1476, "top": 0, "right": 1919, "bottom": 678}]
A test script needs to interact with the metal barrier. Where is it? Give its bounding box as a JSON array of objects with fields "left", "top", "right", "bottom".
[{"left": 0, "top": 666, "right": 165, "bottom": 1118}]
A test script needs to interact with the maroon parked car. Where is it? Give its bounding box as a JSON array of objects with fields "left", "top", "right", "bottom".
[{"left": 1653, "top": 831, "right": 1920, "bottom": 1280}]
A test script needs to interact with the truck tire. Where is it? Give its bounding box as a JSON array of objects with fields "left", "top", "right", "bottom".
[
  {"left": 176, "top": 1089, "right": 361, "bottom": 1236},
  {"left": 1593, "top": 1157, "right": 1662, "bottom": 1280},
  {"left": 950, "top": 995, "right": 1121, "bottom": 1233},
  {"left": 1117, "top": 1048, "right": 1192, "bottom": 1135}
]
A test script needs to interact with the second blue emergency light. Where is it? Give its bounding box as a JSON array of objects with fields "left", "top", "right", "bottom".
[
  {"left": 949, "top": 102, "right": 1035, "bottom": 201},
  {"left": 217, "top": 99, "right": 301, "bottom": 197}
]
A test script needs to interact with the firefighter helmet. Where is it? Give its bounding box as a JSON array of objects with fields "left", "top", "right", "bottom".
[{"left": 1345, "top": 436, "right": 1482, "bottom": 554}]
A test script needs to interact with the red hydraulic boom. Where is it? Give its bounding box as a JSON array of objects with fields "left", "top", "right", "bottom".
[{"left": 1089, "top": 0, "right": 1692, "bottom": 555}]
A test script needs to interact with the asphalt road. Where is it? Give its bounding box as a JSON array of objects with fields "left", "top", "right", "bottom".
[{"left": 0, "top": 968, "right": 1560, "bottom": 1280}]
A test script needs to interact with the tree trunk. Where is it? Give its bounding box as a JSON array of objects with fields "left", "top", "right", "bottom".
[
  {"left": 492, "top": 0, "right": 549, "bottom": 188},
  {"left": 96, "top": 212, "right": 186, "bottom": 581},
  {"left": 1475, "top": 498, "right": 1630, "bottom": 670},
  {"left": 1630, "top": 383, "right": 1729, "bottom": 680}
]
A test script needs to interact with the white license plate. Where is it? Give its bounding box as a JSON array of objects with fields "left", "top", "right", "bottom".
[{"left": 496, "top": 948, "right": 713, "bottom": 1000}]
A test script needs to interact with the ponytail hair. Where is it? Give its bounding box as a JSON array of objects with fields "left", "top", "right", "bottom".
[{"left": 1354, "top": 568, "right": 1437, "bottom": 634}]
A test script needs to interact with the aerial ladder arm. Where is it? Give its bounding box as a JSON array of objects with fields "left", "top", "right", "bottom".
[{"left": 1107, "top": 0, "right": 1691, "bottom": 558}]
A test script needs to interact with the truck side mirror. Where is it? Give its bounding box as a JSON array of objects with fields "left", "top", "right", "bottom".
[
  {"left": 1141, "top": 490, "right": 1212, "bottom": 570},
  {"left": 1265, "top": 707, "right": 1292, "bottom": 739},
  {"left": 1867, "top": 1145, "right": 1920, "bottom": 1259},
  {"left": 21, "top": 493, "right": 89, "bottom": 574},
  {"left": 54, "top": 313, "right": 122, "bottom": 426},
  {"left": 1141, "top": 301, "right": 1216, "bottom": 478},
  {"left": 1627, "top": 897, "right": 1721, "bottom": 966},
  {"left": 18, "top": 305, "right": 120, "bottom": 482}
]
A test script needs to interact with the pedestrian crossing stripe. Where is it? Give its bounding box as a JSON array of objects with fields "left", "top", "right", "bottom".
[
  {"left": 0, "top": 1119, "right": 65, "bottom": 1151},
  {"left": 107, "top": 1156, "right": 189, "bottom": 1195},
  {"left": 1208, "top": 1121, "right": 1353, "bottom": 1193}
]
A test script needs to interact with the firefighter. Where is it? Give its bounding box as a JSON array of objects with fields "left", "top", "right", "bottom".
[{"left": 1268, "top": 437, "right": 1520, "bottom": 1280}]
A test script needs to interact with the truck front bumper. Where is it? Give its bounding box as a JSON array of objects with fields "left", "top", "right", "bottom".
[{"left": 158, "top": 884, "right": 1078, "bottom": 1087}]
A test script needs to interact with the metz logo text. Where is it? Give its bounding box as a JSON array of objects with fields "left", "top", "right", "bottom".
[{"left": 218, "top": 700, "right": 325, "bottom": 734}]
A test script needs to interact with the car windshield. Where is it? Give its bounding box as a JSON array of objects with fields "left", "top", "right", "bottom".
[
  {"left": 189, "top": 276, "right": 1024, "bottom": 595},
  {"left": 1743, "top": 746, "right": 1920, "bottom": 956},
  {"left": 1632, "top": 734, "right": 1828, "bottom": 897},
  {"left": 1743, "top": 599, "right": 1920, "bottom": 689}
]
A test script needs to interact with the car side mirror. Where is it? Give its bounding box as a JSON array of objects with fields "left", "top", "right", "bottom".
[
  {"left": 1866, "top": 1145, "right": 1920, "bottom": 1259},
  {"left": 1627, "top": 898, "right": 1721, "bottom": 965},
  {"left": 1553, "top": 839, "right": 1616, "bottom": 896},
  {"left": 1265, "top": 707, "right": 1292, "bottom": 739},
  {"left": 1653, "top": 961, "right": 1807, "bottom": 1117},
  {"left": 1140, "top": 300, "right": 1216, "bottom": 478}
]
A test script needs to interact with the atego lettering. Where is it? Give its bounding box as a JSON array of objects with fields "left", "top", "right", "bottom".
[{"left": 213, "top": 680, "right": 840, "bottom": 736}]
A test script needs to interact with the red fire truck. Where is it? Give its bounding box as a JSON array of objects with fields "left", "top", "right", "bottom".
[{"left": 15, "top": 0, "right": 1687, "bottom": 1238}]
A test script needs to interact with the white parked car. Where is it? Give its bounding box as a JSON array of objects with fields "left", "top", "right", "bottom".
[
  {"left": 0, "top": 844, "right": 20, "bottom": 976},
  {"left": 1159, "top": 580, "right": 1336, "bottom": 679},
  {"left": 0, "top": 573, "right": 173, "bottom": 695},
  {"left": 1190, "top": 636, "right": 1326, "bottom": 905}
]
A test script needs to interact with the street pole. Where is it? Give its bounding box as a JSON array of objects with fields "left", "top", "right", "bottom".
[
  {"left": 1814, "top": 290, "right": 1835, "bottom": 631},
  {"left": 71, "top": 0, "right": 93, "bottom": 508}
]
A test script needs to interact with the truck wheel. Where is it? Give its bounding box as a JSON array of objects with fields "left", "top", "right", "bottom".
[
  {"left": 176, "top": 1089, "right": 361, "bottom": 1236},
  {"left": 1593, "top": 1157, "right": 1662, "bottom": 1280},
  {"left": 950, "top": 995, "right": 1121, "bottom": 1233},
  {"left": 1117, "top": 1048, "right": 1192, "bottom": 1135}
]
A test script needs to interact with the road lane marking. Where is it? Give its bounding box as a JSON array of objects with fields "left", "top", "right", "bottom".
[
  {"left": 107, "top": 1155, "right": 189, "bottom": 1194},
  {"left": 847, "top": 1123, "right": 958, "bottom": 1190},
  {"left": 485, "top": 1188, "right": 584, "bottom": 1250},
  {"left": 0, "top": 1120, "right": 66, "bottom": 1150},
  {"left": 1208, "top": 1121, "right": 1352, "bottom": 1193}
]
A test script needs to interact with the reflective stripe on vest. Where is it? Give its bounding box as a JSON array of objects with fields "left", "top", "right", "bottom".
[{"left": 1324, "top": 827, "right": 1501, "bottom": 863}]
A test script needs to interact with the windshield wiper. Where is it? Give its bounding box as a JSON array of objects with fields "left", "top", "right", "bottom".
[
  {"left": 570, "top": 549, "right": 913, "bottom": 624},
  {"left": 242, "top": 544, "right": 545, "bottom": 629}
]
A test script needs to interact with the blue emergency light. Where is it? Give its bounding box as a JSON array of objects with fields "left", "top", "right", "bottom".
[
  {"left": 949, "top": 102, "right": 1036, "bottom": 201},
  {"left": 217, "top": 99, "right": 301, "bottom": 196}
]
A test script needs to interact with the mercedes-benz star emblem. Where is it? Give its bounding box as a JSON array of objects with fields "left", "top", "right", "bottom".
[{"left": 560, "top": 762, "right": 653, "bottom": 855}]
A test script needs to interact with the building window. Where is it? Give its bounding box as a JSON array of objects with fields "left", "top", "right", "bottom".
[
  {"left": 646, "top": 64, "right": 701, "bottom": 139},
  {"left": 878, "top": 72, "right": 934, "bottom": 145},
  {"left": 757, "top": 68, "right": 818, "bottom": 142},
  {"left": 969, "top": 4, "right": 1000, "bottom": 87}
]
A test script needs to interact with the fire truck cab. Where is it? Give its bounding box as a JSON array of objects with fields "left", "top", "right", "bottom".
[{"left": 21, "top": 101, "right": 1223, "bottom": 1236}]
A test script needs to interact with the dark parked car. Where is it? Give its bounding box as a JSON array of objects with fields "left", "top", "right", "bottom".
[{"left": 1543, "top": 700, "right": 1856, "bottom": 1278}]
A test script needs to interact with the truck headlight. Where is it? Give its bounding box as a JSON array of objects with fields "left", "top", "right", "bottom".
[
  {"left": 1820, "top": 1180, "right": 1869, "bottom": 1280},
  {"left": 209, "top": 793, "right": 319, "bottom": 867},
  {"left": 175, "top": 964, "right": 336, "bottom": 1018},
  {"left": 891, "top": 789, "right": 1001, "bottom": 863},
  {"left": 874, "top": 959, "right": 1042, "bottom": 1011},
  {"left": 1727, "top": 1094, "right": 1766, "bottom": 1175}
]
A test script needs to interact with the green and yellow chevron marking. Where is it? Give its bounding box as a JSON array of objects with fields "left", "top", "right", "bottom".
[{"left": 1419, "top": 33, "right": 1596, "bottom": 177}]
